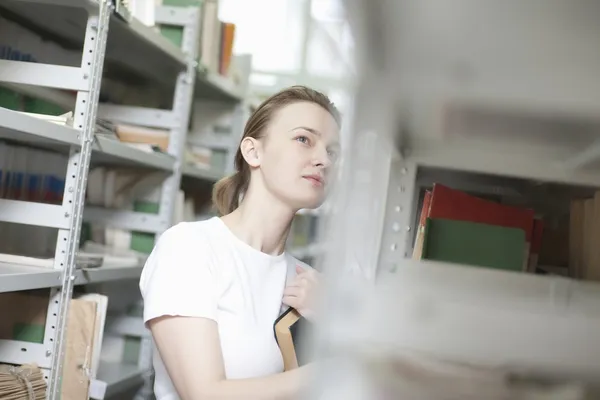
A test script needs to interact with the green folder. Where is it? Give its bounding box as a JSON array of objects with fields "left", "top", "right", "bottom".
[{"left": 422, "top": 218, "right": 526, "bottom": 272}]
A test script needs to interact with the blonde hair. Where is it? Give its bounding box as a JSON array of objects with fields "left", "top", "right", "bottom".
[{"left": 212, "top": 85, "right": 340, "bottom": 216}]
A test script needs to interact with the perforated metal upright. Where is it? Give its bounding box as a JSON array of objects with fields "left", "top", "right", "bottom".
[
  {"left": 47, "top": 4, "right": 111, "bottom": 398},
  {"left": 222, "top": 102, "right": 249, "bottom": 174},
  {"left": 152, "top": 6, "right": 202, "bottom": 231}
]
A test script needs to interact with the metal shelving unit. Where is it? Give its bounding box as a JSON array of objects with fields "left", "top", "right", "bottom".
[
  {"left": 315, "top": 1, "right": 600, "bottom": 398},
  {"left": 0, "top": 0, "right": 247, "bottom": 399},
  {"left": 0, "top": 1, "right": 111, "bottom": 397}
]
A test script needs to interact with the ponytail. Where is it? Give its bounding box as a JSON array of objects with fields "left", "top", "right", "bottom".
[{"left": 212, "top": 172, "right": 247, "bottom": 216}]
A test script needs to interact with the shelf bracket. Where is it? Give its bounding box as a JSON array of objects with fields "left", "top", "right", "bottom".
[
  {"left": 0, "top": 60, "right": 90, "bottom": 92},
  {"left": 0, "top": 200, "right": 70, "bottom": 229},
  {"left": 0, "top": 340, "right": 51, "bottom": 369}
]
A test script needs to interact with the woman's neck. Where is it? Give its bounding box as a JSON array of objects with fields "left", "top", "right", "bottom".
[{"left": 221, "top": 186, "right": 296, "bottom": 257}]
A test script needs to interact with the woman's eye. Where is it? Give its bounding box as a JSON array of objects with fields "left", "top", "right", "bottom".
[{"left": 296, "top": 136, "right": 310, "bottom": 145}]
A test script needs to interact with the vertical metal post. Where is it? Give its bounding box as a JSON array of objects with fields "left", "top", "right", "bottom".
[
  {"left": 156, "top": 7, "right": 201, "bottom": 230},
  {"left": 309, "top": 61, "right": 403, "bottom": 397},
  {"left": 376, "top": 159, "right": 417, "bottom": 278},
  {"left": 136, "top": 7, "right": 202, "bottom": 399},
  {"left": 224, "top": 102, "right": 246, "bottom": 175},
  {"left": 135, "top": 336, "right": 155, "bottom": 400},
  {"left": 41, "top": 288, "right": 60, "bottom": 383},
  {"left": 46, "top": 2, "right": 111, "bottom": 399}
]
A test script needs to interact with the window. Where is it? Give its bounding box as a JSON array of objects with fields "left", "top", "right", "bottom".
[
  {"left": 219, "top": 0, "right": 308, "bottom": 73},
  {"left": 306, "top": 22, "right": 354, "bottom": 78},
  {"left": 310, "top": 0, "right": 345, "bottom": 22},
  {"left": 306, "top": 0, "right": 354, "bottom": 78}
]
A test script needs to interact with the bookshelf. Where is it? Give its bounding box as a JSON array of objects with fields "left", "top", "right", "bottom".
[
  {"left": 314, "top": 1, "right": 600, "bottom": 398},
  {"left": 0, "top": 0, "right": 250, "bottom": 399}
]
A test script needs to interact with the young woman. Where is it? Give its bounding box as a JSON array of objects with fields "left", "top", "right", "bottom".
[{"left": 139, "top": 85, "right": 341, "bottom": 400}]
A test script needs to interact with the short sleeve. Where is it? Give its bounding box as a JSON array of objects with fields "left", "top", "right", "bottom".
[{"left": 139, "top": 222, "right": 218, "bottom": 324}]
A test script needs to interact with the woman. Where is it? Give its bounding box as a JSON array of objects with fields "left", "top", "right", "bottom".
[{"left": 139, "top": 85, "right": 341, "bottom": 400}]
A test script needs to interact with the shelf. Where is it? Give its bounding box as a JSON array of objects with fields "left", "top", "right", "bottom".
[
  {"left": 0, "top": 262, "right": 143, "bottom": 293},
  {"left": 0, "top": 263, "right": 62, "bottom": 293},
  {"left": 399, "top": 99, "right": 600, "bottom": 187},
  {"left": 0, "top": 107, "right": 175, "bottom": 171},
  {"left": 407, "top": 137, "right": 600, "bottom": 189},
  {"left": 344, "top": 258, "right": 600, "bottom": 390},
  {"left": 75, "top": 265, "right": 144, "bottom": 285},
  {"left": 0, "top": 107, "right": 80, "bottom": 147},
  {"left": 181, "top": 163, "right": 225, "bottom": 182},
  {"left": 97, "top": 361, "right": 146, "bottom": 398},
  {"left": 196, "top": 66, "right": 244, "bottom": 103},
  {"left": 0, "top": 0, "right": 186, "bottom": 89},
  {"left": 91, "top": 138, "right": 175, "bottom": 171}
]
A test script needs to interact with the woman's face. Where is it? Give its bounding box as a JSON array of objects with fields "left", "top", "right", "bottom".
[{"left": 250, "top": 101, "right": 340, "bottom": 210}]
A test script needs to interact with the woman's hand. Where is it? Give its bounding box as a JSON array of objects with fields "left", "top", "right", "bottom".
[{"left": 282, "top": 266, "right": 320, "bottom": 320}]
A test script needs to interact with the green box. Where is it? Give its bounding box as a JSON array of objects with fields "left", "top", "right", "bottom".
[
  {"left": 23, "top": 96, "right": 66, "bottom": 115},
  {"left": 123, "top": 336, "right": 142, "bottom": 364},
  {"left": 158, "top": 0, "right": 203, "bottom": 47},
  {"left": 130, "top": 200, "right": 160, "bottom": 254},
  {"left": 13, "top": 323, "right": 45, "bottom": 344},
  {"left": 160, "top": 26, "right": 184, "bottom": 48}
]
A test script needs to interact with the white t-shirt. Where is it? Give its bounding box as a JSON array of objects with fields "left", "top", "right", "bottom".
[{"left": 139, "top": 216, "right": 309, "bottom": 400}]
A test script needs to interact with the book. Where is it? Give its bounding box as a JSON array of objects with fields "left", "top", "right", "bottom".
[
  {"left": 412, "top": 190, "right": 432, "bottom": 259},
  {"left": 273, "top": 307, "right": 310, "bottom": 371},
  {"left": 422, "top": 218, "right": 526, "bottom": 272}
]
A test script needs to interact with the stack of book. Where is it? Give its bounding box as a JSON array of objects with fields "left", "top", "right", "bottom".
[{"left": 413, "top": 184, "right": 543, "bottom": 274}]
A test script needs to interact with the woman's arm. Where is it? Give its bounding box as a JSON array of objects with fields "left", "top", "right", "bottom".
[{"left": 149, "top": 315, "right": 308, "bottom": 400}]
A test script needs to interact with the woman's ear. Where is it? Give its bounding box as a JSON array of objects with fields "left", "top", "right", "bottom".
[{"left": 240, "top": 137, "right": 261, "bottom": 168}]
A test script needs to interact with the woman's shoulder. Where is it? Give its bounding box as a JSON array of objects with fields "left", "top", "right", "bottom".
[
  {"left": 159, "top": 217, "right": 222, "bottom": 243},
  {"left": 145, "top": 217, "right": 226, "bottom": 264},
  {"left": 140, "top": 218, "right": 223, "bottom": 285}
]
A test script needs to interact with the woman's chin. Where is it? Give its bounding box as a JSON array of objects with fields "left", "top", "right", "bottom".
[{"left": 297, "top": 197, "right": 325, "bottom": 211}]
